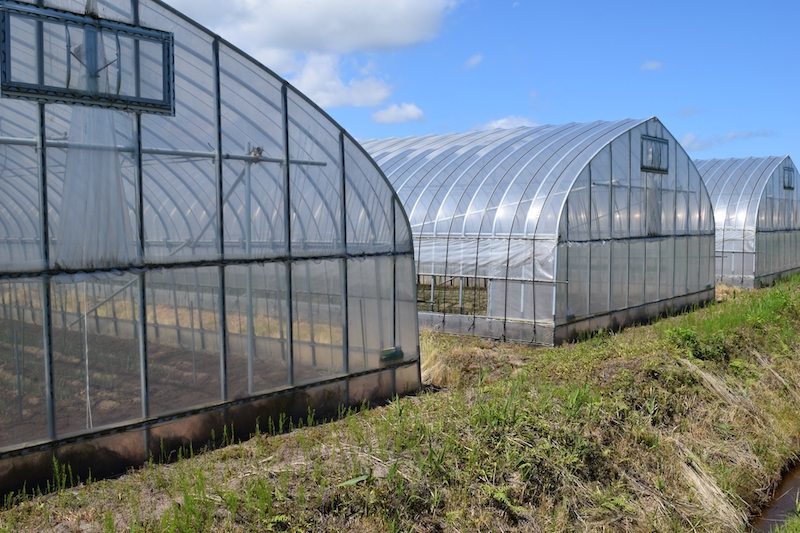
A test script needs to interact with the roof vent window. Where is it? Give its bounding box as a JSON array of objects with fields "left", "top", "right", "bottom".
[{"left": 641, "top": 136, "right": 669, "bottom": 173}]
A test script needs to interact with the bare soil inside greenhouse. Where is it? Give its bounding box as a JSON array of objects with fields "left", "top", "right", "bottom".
[
  {"left": 6, "top": 280, "right": 800, "bottom": 531},
  {"left": 0, "top": 323, "right": 311, "bottom": 450}
]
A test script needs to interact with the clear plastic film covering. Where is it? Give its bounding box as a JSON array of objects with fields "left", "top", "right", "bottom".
[
  {"left": 0, "top": 0, "right": 418, "bottom": 452},
  {"left": 695, "top": 156, "right": 800, "bottom": 286},
  {"left": 364, "top": 117, "right": 715, "bottom": 343}
]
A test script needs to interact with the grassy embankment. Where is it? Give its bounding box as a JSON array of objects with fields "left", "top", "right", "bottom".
[{"left": 4, "top": 279, "right": 800, "bottom": 531}]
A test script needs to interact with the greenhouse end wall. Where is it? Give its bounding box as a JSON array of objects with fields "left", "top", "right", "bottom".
[
  {"left": 0, "top": 0, "right": 419, "bottom": 494},
  {"left": 696, "top": 156, "right": 800, "bottom": 288},
  {"left": 365, "top": 117, "right": 715, "bottom": 345}
]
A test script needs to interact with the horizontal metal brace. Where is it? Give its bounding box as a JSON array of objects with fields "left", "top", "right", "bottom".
[
  {"left": 0, "top": 136, "right": 327, "bottom": 166},
  {"left": 0, "top": 249, "right": 412, "bottom": 282}
]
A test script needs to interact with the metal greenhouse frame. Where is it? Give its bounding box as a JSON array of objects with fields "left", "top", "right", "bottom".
[
  {"left": 695, "top": 156, "right": 800, "bottom": 287},
  {"left": 364, "top": 117, "right": 716, "bottom": 345},
  {"left": 0, "top": 0, "right": 419, "bottom": 492}
]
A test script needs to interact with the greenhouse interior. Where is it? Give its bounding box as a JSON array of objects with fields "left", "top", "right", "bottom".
[
  {"left": 363, "top": 117, "right": 716, "bottom": 345},
  {"left": 695, "top": 156, "right": 800, "bottom": 287},
  {"left": 0, "top": 0, "right": 419, "bottom": 491}
]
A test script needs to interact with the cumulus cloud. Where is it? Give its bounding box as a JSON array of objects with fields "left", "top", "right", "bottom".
[
  {"left": 676, "top": 106, "right": 701, "bottom": 118},
  {"left": 165, "top": 0, "right": 458, "bottom": 54},
  {"left": 164, "top": 0, "right": 458, "bottom": 109},
  {"left": 639, "top": 60, "right": 663, "bottom": 71},
  {"left": 479, "top": 116, "right": 537, "bottom": 130},
  {"left": 680, "top": 133, "right": 714, "bottom": 151},
  {"left": 372, "top": 103, "right": 426, "bottom": 124},
  {"left": 464, "top": 54, "right": 483, "bottom": 69},
  {"left": 289, "top": 54, "right": 391, "bottom": 108},
  {"left": 681, "top": 129, "right": 775, "bottom": 152}
]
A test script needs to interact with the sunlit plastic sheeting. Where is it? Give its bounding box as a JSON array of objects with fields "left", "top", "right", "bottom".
[
  {"left": 347, "top": 256, "right": 395, "bottom": 373},
  {"left": 696, "top": 156, "right": 800, "bottom": 286},
  {"left": 394, "top": 256, "right": 419, "bottom": 361},
  {"left": 0, "top": 141, "right": 40, "bottom": 272},
  {"left": 0, "top": 0, "right": 418, "bottom": 457},
  {"left": 343, "top": 137, "right": 396, "bottom": 256},
  {"left": 365, "top": 117, "right": 715, "bottom": 344}
]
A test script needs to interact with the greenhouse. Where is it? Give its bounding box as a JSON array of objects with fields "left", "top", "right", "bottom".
[
  {"left": 695, "top": 156, "right": 800, "bottom": 287},
  {"left": 363, "top": 117, "right": 716, "bottom": 345},
  {"left": 0, "top": 0, "right": 419, "bottom": 492}
]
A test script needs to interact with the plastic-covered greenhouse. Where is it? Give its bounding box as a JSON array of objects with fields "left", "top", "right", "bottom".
[
  {"left": 363, "top": 117, "right": 716, "bottom": 345},
  {"left": 695, "top": 156, "right": 800, "bottom": 287},
  {"left": 0, "top": 0, "right": 419, "bottom": 492}
]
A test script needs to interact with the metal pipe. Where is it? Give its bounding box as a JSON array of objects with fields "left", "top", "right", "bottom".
[
  {"left": 14, "top": 329, "right": 22, "bottom": 421},
  {"left": 189, "top": 300, "right": 196, "bottom": 384},
  {"left": 213, "top": 39, "right": 227, "bottom": 401},
  {"left": 171, "top": 273, "right": 180, "bottom": 344},
  {"left": 36, "top": 99, "right": 55, "bottom": 440},
  {"left": 245, "top": 144, "right": 255, "bottom": 394},
  {"left": 338, "top": 133, "right": 349, "bottom": 378},
  {"left": 0, "top": 136, "right": 326, "bottom": 166},
  {"left": 281, "top": 84, "right": 294, "bottom": 386}
]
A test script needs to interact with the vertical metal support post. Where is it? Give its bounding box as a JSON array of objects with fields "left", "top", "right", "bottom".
[
  {"left": 245, "top": 144, "right": 255, "bottom": 394},
  {"left": 110, "top": 285, "right": 118, "bottom": 336},
  {"left": 137, "top": 274, "right": 148, "bottom": 421},
  {"left": 90, "top": 281, "right": 99, "bottom": 333},
  {"left": 190, "top": 301, "right": 196, "bottom": 384},
  {"left": 133, "top": 108, "right": 148, "bottom": 447},
  {"left": 625, "top": 131, "right": 632, "bottom": 309},
  {"left": 607, "top": 151, "right": 613, "bottom": 311},
  {"left": 194, "top": 270, "right": 205, "bottom": 350},
  {"left": 458, "top": 277, "right": 463, "bottom": 314},
  {"left": 338, "top": 133, "right": 349, "bottom": 378},
  {"left": 171, "top": 274, "right": 180, "bottom": 344},
  {"left": 391, "top": 200, "right": 397, "bottom": 348},
  {"left": 14, "top": 329, "right": 22, "bottom": 421},
  {"left": 281, "top": 84, "right": 294, "bottom": 386},
  {"left": 212, "top": 38, "right": 227, "bottom": 401},
  {"left": 36, "top": 96, "right": 55, "bottom": 439},
  {"left": 306, "top": 262, "right": 317, "bottom": 366},
  {"left": 150, "top": 284, "right": 158, "bottom": 339},
  {"left": 391, "top": 200, "right": 397, "bottom": 394},
  {"left": 429, "top": 276, "right": 434, "bottom": 312}
]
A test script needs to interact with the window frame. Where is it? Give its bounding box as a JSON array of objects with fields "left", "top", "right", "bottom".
[
  {"left": 0, "top": 0, "right": 174, "bottom": 115},
  {"left": 784, "top": 167, "right": 795, "bottom": 190},
  {"left": 640, "top": 135, "right": 669, "bottom": 174}
]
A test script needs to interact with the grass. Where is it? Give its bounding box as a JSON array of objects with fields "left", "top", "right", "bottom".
[{"left": 6, "top": 278, "right": 800, "bottom": 530}]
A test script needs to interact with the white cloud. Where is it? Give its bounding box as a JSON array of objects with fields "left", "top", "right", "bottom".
[
  {"left": 464, "top": 54, "right": 483, "bottom": 69},
  {"left": 164, "top": 0, "right": 459, "bottom": 110},
  {"left": 513, "top": 2, "right": 521, "bottom": 6},
  {"left": 479, "top": 116, "right": 536, "bottom": 130},
  {"left": 372, "top": 103, "right": 426, "bottom": 124},
  {"left": 676, "top": 106, "right": 701, "bottom": 118},
  {"left": 721, "top": 129, "right": 775, "bottom": 141},
  {"left": 681, "top": 129, "right": 775, "bottom": 152},
  {"left": 165, "top": 0, "right": 458, "bottom": 54},
  {"left": 640, "top": 60, "right": 663, "bottom": 71},
  {"left": 289, "top": 54, "right": 392, "bottom": 108},
  {"left": 680, "top": 133, "right": 714, "bottom": 151}
]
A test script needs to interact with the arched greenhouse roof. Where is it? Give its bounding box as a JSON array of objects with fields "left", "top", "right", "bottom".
[
  {"left": 0, "top": 0, "right": 412, "bottom": 276},
  {"left": 694, "top": 156, "right": 800, "bottom": 286},
  {"left": 363, "top": 118, "right": 649, "bottom": 241},
  {"left": 694, "top": 156, "right": 798, "bottom": 234}
]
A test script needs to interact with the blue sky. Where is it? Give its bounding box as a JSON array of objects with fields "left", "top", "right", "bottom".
[{"left": 166, "top": 0, "right": 798, "bottom": 160}]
